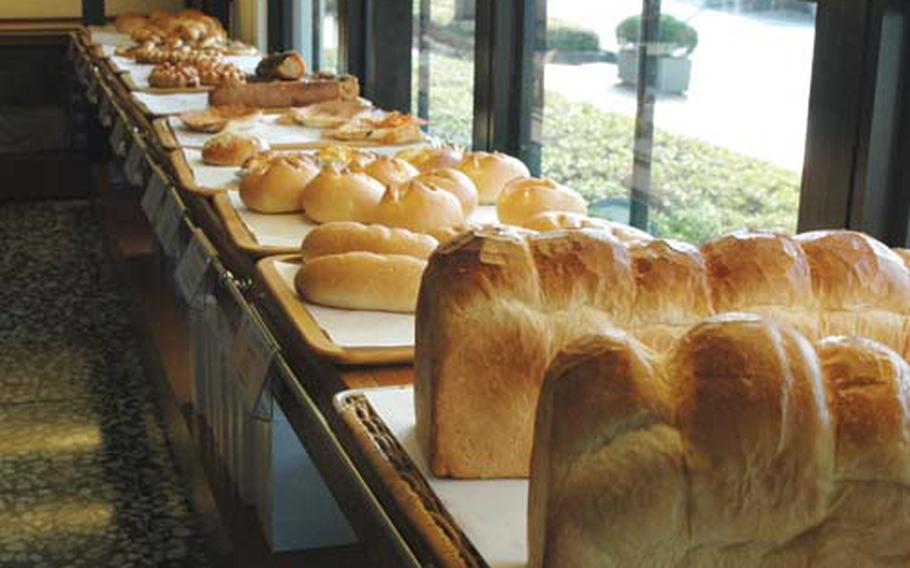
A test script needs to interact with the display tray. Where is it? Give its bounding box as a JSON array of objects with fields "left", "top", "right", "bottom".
[
  {"left": 335, "top": 386, "right": 526, "bottom": 568},
  {"left": 153, "top": 114, "right": 428, "bottom": 152},
  {"left": 212, "top": 191, "right": 305, "bottom": 257},
  {"left": 86, "top": 26, "right": 133, "bottom": 48},
  {"left": 168, "top": 148, "right": 238, "bottom": 194},
  {"left": 112, "top": 54, "right": 263, "bottom": 92},
  {"left": 131, "top": 91, "right": 210, "bottom": 117},
  {"left": 256, "top": 256, "right": 415, "bottom": 365},
  {"left": 167, "top": 142, "right": 440, "bottom": 195},
  {"left": 214, "top": 190, "right": 500, "bottom": 258}
]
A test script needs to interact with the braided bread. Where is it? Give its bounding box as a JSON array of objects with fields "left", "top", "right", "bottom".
[
  {"left": 148, "top": 62, "right": 201, "bottom": 88},
  {"left": 529, "top": 315, "right": 910, "bottom": 567},
  {"left": 415, "top": 228, "right": 910, "bottom": 478}
]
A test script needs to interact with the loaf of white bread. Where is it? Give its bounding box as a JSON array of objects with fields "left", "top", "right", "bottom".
[
  {"left": 530, "top": 315, "right": 910, "bottom": 567},
  {"left": 415, "top": 227, "right": 910, "bottom": 478}
]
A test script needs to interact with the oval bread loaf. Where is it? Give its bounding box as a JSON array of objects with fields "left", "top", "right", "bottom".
[
  {"left": 300, "top": 222, "right": 438, "bottom": 260},
  {"left": 295, "top": 252, "right": 427, "bottom": 313}
]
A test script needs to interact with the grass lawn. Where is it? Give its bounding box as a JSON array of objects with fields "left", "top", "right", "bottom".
[{"left": 413, "top": 52, "right": 800, "bottom": 243}]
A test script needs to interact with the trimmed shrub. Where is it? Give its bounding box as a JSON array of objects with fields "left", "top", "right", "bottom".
[
  {"left": 547, "top": 21, "right": 600, "bottom": 52},
  {"left": 616, "top": 14, "right": 699, "bottom": 54}
]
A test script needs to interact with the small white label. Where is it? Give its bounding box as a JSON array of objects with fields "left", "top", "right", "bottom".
[
  {"left": 98, "top": 96, "right": 112, "bottom": 128},
  {"left": 109, "top": 119, "right": 127, "bottom": 157},
  {"left": 175, "top": 230, "right": 213, "bottom": 306},
  {"left": 141, "top": 170, "right": 167, "bottom": 225},
  {"left": 153, "top": 189, "right": 184, "bottom": 258},
  {"left": 231, "top": 310, "right": 276, "bottom": 411},
  {"left": 124, "top": 140, "right": 147, "bottom": 187},
  {"left": 86, "top": 80, "right": 100, "bottom": 104}
]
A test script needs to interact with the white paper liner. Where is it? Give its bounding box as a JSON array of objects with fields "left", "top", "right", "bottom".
[
  {"left": 181, "top": 149, "right": 241, "bottom": 191},
  {"left": 89, "top": 29, "right": 134, "bottom": 47},
  {"left": 132, "top": 91, "right": 210, "bottom": 116},
  {"left": 273, "top": 262, "right": 415, "bottom": 348},
  {"left": 168, "top": 114, "right": 324, "bottom": 148},
  {"left": 337, "top": 386, "right": 528, "bottom": 568},
  {"left": 226, "top": 191, "right": 315, "bottom": 248},
  {"left": 100, "top": 45, "right": 117, "bottom": 57}
]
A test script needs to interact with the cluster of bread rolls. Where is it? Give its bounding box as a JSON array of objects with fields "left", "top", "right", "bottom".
[
  {"left": 295, "top": 222, "right": 438, "bottom": 313},
  {"left": 148, "top": 60, "right": 246, "bottom": 88},
  {"left": 530, "top": 314, "right": 910, "bottom": 567},
  {"left": 415, "top": 227, "right": 910, "bottom": 478},
  {"left": 116, "top": 10, "right": 228, "bottom": 49}
]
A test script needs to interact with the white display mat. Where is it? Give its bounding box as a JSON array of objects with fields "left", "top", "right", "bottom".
[
  {"left": 168, "top": 114, "right": 324, "bottom": 148},
  {"left": 100, "top": 45, "right": 117, "bottom": 57},
  {"left": 132, "top": 91, "right": 210, "bottom": 116},
  {"left": 182, "top": 148, "right": 242, "bottom": 191},
  {"left": 89, "top": 29, "right": 133, "bottom": 47},
  {"left": 227, "top": 191, "right": 316, "bottom": 248},
  {"left": 337, "top": 386, "right": 528, "bottom": 568},
  {"left": 273, "top": 262, "right": 415, "bottom": 348}
]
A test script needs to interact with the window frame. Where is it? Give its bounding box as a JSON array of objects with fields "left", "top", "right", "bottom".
[{"left": 337, "top": 0, "right": 909, "bottom": 244}]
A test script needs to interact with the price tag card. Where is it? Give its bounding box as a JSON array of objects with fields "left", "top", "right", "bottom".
[
  {"left": 153, "top": 189, "right": 185, "bottom": 258},
  {"left": 141, "top": 169, "right": 167, "bottom": 224},
  {"left": 231, "top": 310, "right": 277, "bottom": 411},
  {"left": 175, "top": 229, "right": 214, "bottom": 307},
  {"left": 124, "top": 139, "right": 147, "bottom": 187},
  {"left": 86, "top": 78, "right": 100, "bottom": 104},
  {"left": 109, "top": 118, "right": 127, "bottom": 157},
  {"left": 97, "top": 96, "right": 113, "bottom": 128}
]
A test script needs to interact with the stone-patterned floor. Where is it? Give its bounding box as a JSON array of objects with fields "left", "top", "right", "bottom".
[{"left": 0, "top": 200, "right": 210, "bottom": 566}]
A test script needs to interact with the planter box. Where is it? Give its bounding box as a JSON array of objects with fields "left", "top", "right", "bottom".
[{"left": 617, "top": 47, "right": 692, "bottom": 94}]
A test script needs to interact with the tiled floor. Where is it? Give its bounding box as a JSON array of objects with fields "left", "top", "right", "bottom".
[{"left": 0, "top": 200, "right": 211, "bottom": 566}]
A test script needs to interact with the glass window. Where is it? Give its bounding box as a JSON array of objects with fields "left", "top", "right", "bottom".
[
  {"left": 411, "top": 0, "right": 476, "bottom": 147},
  {"left": 320, "top": 0, "right": 339, "bottom": 73},
  {"left": 537, "top": 0, "right": 817, "bottom": 243}
]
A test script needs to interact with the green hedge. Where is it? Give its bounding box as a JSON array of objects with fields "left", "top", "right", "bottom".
[
  {"left": 413, "top": 53, "right": 799, "bottom": 243},
  {"left": 547, "top": 21, "right": 600, "bottom": 52},
  {"left": 616, "top": 14, "right": 699, "bottom": 54}
]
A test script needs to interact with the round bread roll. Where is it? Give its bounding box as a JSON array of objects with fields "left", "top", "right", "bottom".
[
  {"left": 295, "top": 252, "right": 427, "bottom": 313},
  {"left": 350, "top": 156, "right": 418, "bottom": 187},
  {"left": 301, "top": 222, "right": 438, "bottom": 260},
  {"left": 300, "top": 167, "right": 385, "bottom": 223},
  {"left": 396, "top": 145, "right": 464, "bottom": 172},
  {"left": 372, "top": 178, "right": 465, "bottom": 232},
  {"left": 457, "top": 151, "right": 530, "bottom": 204},
  {"left": 416, "top": 169, "right": 478, "bottom": 216},
  {"left": 201, "top": 132, "right": 270, "bottom": 166},
  {"left": 239, "top": 155, "right": 320, "bottom": 213},
  {"left": 496, "top": 177, "right": 587, "bottom": 225}
]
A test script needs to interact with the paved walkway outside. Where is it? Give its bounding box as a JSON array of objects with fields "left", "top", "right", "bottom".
[{"left": 546, "top": 0, "right": 815, "bottom": 170}]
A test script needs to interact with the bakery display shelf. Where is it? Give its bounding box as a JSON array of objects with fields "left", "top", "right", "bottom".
[
  {"left": 336, "top": 386, "right": 525, "bottom": 568},
  {"left": 131, "top": 91, "right": 210, "bottom": 118},
  {"left": 119, "top": 71, "right": 214, "bottom": 94},
  {"left": 167, "top": 148, "right": 229, "bottom": 195},
  {"left": 211, "top": 192, "right": 302, "bottom": 257},
  {"left": 256, "top": 256, "right": 415, "bottom": 365},
  {"left": 153, "top": 114, "right": 430, "bottom": 153}
]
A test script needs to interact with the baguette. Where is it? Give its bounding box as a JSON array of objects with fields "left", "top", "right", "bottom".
[
  {"left": 301, "top": 222, "right": 438, "bottom": 260},
  {"left": 295, "top": 252, "right": 427, "bottom": 313}
]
